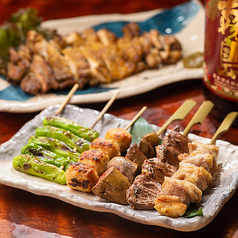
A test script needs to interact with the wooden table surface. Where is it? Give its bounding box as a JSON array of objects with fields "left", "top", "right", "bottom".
[{"left": 1, "top": 0, "right": 238, "bottom": 237}]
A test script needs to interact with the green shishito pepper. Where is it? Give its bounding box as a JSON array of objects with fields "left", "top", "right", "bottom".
[
  {"left": 35, "top": 126, "right": 89, "bottom": 153},
  {"left": 28, "top": 136, "right": 81, "bottom": 161},
  {"left": 12, "top": 154, "right": 66, "bottom": 185},
  {"left": 21, "top": 142, "right": 74, "bottom": 170},
  {"left": 43, "top": 116, "right": 99, "bottom": 142}
]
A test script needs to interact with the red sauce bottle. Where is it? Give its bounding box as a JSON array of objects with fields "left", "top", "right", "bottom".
[{"left": 203, "top": 0, "right": 238, "bottom": 126}]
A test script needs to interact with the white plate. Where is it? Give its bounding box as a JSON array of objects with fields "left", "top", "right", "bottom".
[
  {"left": 0, "top": 104, "right": 238, "bottom": 231},
  {"left": 0, "top": 0, "right": 204, "bottom": 113}
]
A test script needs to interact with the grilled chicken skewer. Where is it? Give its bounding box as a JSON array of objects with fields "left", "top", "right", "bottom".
[
  {"left": 91, "top": 91, "right": 120, "bottom": 128},
  {"left": 126, "top": 101, "right": 214, "bottom": 210},
  {"left": 154, "top": 111, "right": 238, "bottom": 218},
  {"left": 65, "top": 106, "right": 147, "bottom": 199}
]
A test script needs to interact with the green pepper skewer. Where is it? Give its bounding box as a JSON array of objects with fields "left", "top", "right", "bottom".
[
  {"left": 35, "top": 126, "right": 89, "bottom": 153},
  {"left": 29, "top": 136, "right": 81, "bottom": 161},
  {"left": 12, "top": 154, "right": 66, "bottom": 185},
  {"left": 43, "top": 116, "right": 99, "bottom": 142},
  {"left": 21, "top": 142, "right": 74, "bottom": 170}
]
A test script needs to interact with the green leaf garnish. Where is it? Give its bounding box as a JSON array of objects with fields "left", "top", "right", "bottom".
[
  {"left": 183, "top": 204, "right": 203, "bottom": 218},
  {"left": 129, "top": 117, "right": 155, "bottom": 145}
]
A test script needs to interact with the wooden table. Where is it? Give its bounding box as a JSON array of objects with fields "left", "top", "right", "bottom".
[{"left": 1, "top": 0, "right": 238, "bottom": 237}]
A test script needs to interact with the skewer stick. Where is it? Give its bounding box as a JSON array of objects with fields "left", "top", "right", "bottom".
[
  {"left": 210, "top": 112, "right": 238, "bottom": 145},
  {"left": 91, "top": 91, "right": 120, "bottom": 129},
  {"left": 124, "top": 106, "right": 147, "bottom": 131},
  {"left": 156, "top": 99, "right": 197, "bottom": 136},
  {"left": 183, "top": 100, "right": 214, "bottom": 136},
  {"left": 55, "top": 83, "right": 79, "bottom": 116}
]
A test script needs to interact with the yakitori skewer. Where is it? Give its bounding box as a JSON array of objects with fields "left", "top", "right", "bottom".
[
  {"left": 182, "top": 100, "right": 214, "bottom": 136},
  {"left": 66, "top": 105, "right": 148, "bottom": 198},
  {"left": 154, "top": 111, "right": 238, "bottom": 218},
  {"left": 156, "top": 99, "right": 197, "bottom": 136},
  {"left": 55, "top": 83, "right": 79, "bottom": 116},
  {"left": 91, "top": 91, "right": 120, "bottom": 128},
  {"left": 124, "top": 106, "right": 147, "bottom": 131},
  {"left": 126, "top": 100, "right": 214, "bottom": 210},
  {"left": 209, "top": 112, "right": 238, "bottom": 145}
]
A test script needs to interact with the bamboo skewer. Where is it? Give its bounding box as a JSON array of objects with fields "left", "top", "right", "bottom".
[
  {"left": 124, "top": 106, "right": 147, "bottom": 131},
  {"left": 91, "top": 91, "right": 120, "bottom": 129},
  {"left": 210, "top": 112, "right": 238, "bottom": 145},
  {"left": 156, "top": 99, "right": 197, "bottom": 136},
  {"left": 55, "top": 83, "right": 79, "bottom": 116},
  {"left": 183, "top": 100, "right": 214, "bottom": 136}
]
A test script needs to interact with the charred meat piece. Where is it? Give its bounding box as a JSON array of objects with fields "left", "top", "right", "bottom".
[
  {"left": 156, "top": 143, "right": 181, "bottom": 168},
  {"left": 141, "top": 157, "right": 177, "bottom": 184},
  {"left": 125, "top": 143, "right": 147, "bottom": 172},
  {"left": 92, "top": 167, "right": 131, "bottom": 205},
  {"left": 20, "top": 54, "right": 58, "bottom": 94},
  {"left": 107, "top": 156, "right": 138, "bottom": 184},
  {"left": 65, "top": 162, "right": 99, "bottom": 193},
  {"left": 139, "top": 138, "right": 155, "bottom": 159},
  {"left": 26, "top": 30, "right": 75, "bottom": 83},
  {"left": 163, "top": 126, "right": 191, "bottom": 154},
  {"left": 126, "top": 173, "right": 162, "bottom": 210},
  {"left": 122, "top": 22, "right": 140, "bottom": 39},
  {"left": 155, "top": 126, "right": 190, "bottom": 168},
  {"left": 7, "top": 46, "right": 32, "bottom": 82}
]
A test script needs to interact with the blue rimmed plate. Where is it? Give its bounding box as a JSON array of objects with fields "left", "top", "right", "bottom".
[{"left": 0, "top": 0, "right": 204, "bottom": 112}]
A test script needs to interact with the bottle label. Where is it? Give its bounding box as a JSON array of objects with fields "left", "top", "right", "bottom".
[{"left": 203, "top": 0, "right": 238, "bottom": 102}]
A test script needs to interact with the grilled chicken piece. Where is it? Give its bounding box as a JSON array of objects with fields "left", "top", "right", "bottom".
[
  {"left": 89, "top": 138, "right": 121, "bottom": 159},
  {"left": 21, "top": 54, "right": 58, "bottom": 94},
  {"left": 178, "top": 151, "right": 214, "bottom": 172},
  {"left": 107, "top": 156, "right": 138, "bottom": 183},
  {"left": 62, "top": 47, "right": 92, "bottom": 88},
  {"left": 82, "top": 28, "right": 101, "bottom": 44},
  {"left": 117, "top": 37, "right": 143, "bottom": 63},
  {"left": 172, "top": 162, "right": 212, "bottom": 191},
  {"left": 92, "top": 167, "right": 131, "bottom": 205},
  {"left": 154, "top": 195, "right": 187, "bottom": 218},
  {"left": 188, "top": 141, "right": 219, "bottom": 171},
  {"left": 97, "top": 29, "right": 117, "bottom": 46},
  {"left": 155, "top": 140, "right": 219, "bottom": 218},
  {"left": 78, "top": 149, "right": 110, "bottom": 176},
  {"left": 80, "top": 42, "right": 111, "bottom": 85},
  {"left": 122, "top": 22, "right": 140, "bottom": 39},
  {"left": 159, "top": 176, "right": 202, "bottom": 205},
  {"left": 6, "top": 23, "right": 183, "bottom": 95},
  {"left": 65, "top": 162, "right": 99, "bottom": 193},
  {"left": 105, "top": 128, "right": 132, "bottom": 152},
  {"left": 7, "top": 46, "right": 32, "bottom": 82},
  {"left": 26, "top": 30, "right": 75, "bottom": 84},
  {"left": 63, "top": 31, "right": 85, "bottom": 47},
  {"left": 126, "top": 173, "right": 162, "bottom": 210},
  {"left": 142, "top": 157, "right": 177, "bottom": 184},
  {"left": 101, "top": 45, "right": 136, "bottom": 81},
  {"left": 125, "top": 143, "right": 147, "bottom": 172}
]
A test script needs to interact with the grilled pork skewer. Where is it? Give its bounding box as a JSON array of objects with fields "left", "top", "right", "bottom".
[
  {"left": 126, "top": 101, "right": 214, "bottom": 210},
  {"left": 154, "top": 112, "right": 238, "bottom": 218}
]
